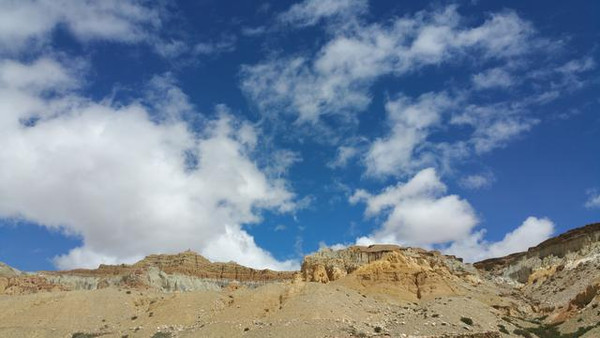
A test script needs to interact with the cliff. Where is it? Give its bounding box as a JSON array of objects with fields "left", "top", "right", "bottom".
[
  {"left": 474, "top": 223, "right": 600, "bottom": 275},
  {"left": 1, "top": 251, "right": 295, "bottom": 295},
  {"left": 301, "top": 244, "right": 480, "bottom": 301},
  {"left": 473, "top": 222, "right": 600, "bottom": 322},
  {"left": 0, "top": 262, "right": 21, "bottom": 278}
]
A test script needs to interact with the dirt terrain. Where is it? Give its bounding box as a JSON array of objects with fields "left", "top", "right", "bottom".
[{"left": 1, "top": 223, "right": 599, "bottom": 337}]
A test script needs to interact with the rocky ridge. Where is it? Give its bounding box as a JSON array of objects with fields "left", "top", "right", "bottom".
[
  {"left": 301, "top": 244, "right": 481, "bottom": 301},
  {"left": 0, "top": 250, "right": 294, "bottom": 295},
  {"left": 1, "top": 222, "right": 600, "bottom": 337},
  {"left": 0, "top": 261, "right": 21, "bottom": 277},
  {"left": 474, "top": 222, "right": 600, "bottom": 327}
]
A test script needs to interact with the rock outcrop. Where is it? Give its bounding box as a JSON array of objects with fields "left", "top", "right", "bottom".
[
  {"left": 0, "top": 262, "right": 22, "bottom": 278},
  {"left": 1, "top": 251, "right": 295, "bottom": 294},
  {"left": 474, "top": 222, "right": 600, "bottom": 322},
  {"left": 474, "top": 223, "right": 600, "bottom": 276},
  {"left": 301, "top": 244, "right": 480, "bottom": 300},
  {"left": 0, "top": 262, "right": 24, "bottom": 294},
  {"left": 301, "top": 245, "right": 403, "bottom": 283}
]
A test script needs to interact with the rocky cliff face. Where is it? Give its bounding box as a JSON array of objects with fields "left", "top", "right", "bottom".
[
  {"left": 474, "top": 222, "right": 600, "bottom": 322},
  {"left": 0, "top": 251, "right": 294, "bottom": 295},
  {"left": 301, "top": 245, "right": 402, "bottom": 283},
  {"left": 0, "top": 262, "right": 24, "bottom": 294},
  {"left": 474, "top": 223, "right": 600, "bottom": 277},
  {"left": 301, "top": 244, "right": 481, "bottom": 301},
  {"left": 0, "top": 262, "right": 21, "bottom": 278}
]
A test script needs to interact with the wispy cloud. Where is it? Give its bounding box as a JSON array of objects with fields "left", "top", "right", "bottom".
[
  {"left": 472, "top": 67, "right": 515, "bottom": 90},
  {"left": 242, "top": 6, "right": 536, "bottom": 126},
  {"left": 365, "top": 92, "right": 455, "bottom": 177},
  {"left": 194, "top": 35, "right": 237, "bottom": 56},
  {"left": 277, "top": 0, "right": 368, "bottom": 28},
  {"left": 0, "top": 0, "right": 162, "bottom": 53},
  {"left": 585, "top": 190, "right": 600, "bottom": 209},
  {"left": 459, "top": 173, "right": 496, "bottom": 190},
  {"left": 242, "top": 2, "right": 596, "bottom": 180}
]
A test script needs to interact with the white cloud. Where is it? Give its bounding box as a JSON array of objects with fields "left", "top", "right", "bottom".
[
  {"left": 193, "top": 35, "right": 237, "bottom": 56},
  {"left": 242, "top": 6, "right": 534, "bottom": 125},
  {"left": 585, "top": 190, "right": 600, "bottom": 209},
  {"left": 241, "top": 26, "right": 267, "bottom": 37},
  {"left": 351, "top": 168, "right": 479, "bottom": 247},
  {"left": 446, "top": 217, "right": 554, "bottom": 262},
  {"left": 0, "top": 0, "right": 161, "bottom": 53},
  {"left": 318, "top": 241, "right": 349, "bottom": 251},
  {"left": 0, "top": 1, "right": 231, "bottom": 61},
  {"left": 265, "top": 149, "right": 302, "bottom": 178},
  {"left": 328, "top": 146, "right": 359, "bottom": 168},
  {"left": 153, "top": 40, "right": 188, "bottom": 59},
  {"left": 555, "top": 56, "right": 597, "bottom": 90},
  {"left": 242, "top": 4, "right": 588, "bottom": 180},
  {"left": 351, "top": 169, "right": 555, "bottom": 262},
  {"left": 557, "top": 56, "right": 595, "bottom": 76},
  {"left": 143, "top": 74, "right": 196, "bottom": 122},
  {"left": 472, "top": 67, "right": 514, "bottom": 89},
  {"left": 0, "top": 58, "right": 298, "bottom": 271},
  {"left": 278, "top": 0, "right": 368, "bottom": 28},
  {"left": 459, "top": 173, "right": 495, "bottom": 190},
  {"left": 274, "top": 224, "right": 287, "bottom": 231},
  {"left": 365, "top": 92, "right": 454, "bottom": 177},
  {"left": 451, "top": 103, "right": 539, "bottom": 154},
  {"left": 0, "top": 57, "right": 81, "bottom": 92}
]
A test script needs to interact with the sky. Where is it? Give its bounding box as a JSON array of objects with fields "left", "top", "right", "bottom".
[{"left": 0, "top": 0, "right": 598, "bottom": 272}]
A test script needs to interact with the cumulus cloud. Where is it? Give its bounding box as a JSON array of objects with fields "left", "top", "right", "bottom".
[
  {"left": 446, "top": 217, "right": 555, "bottom": 262},
  {"left": 351, "top": 168, "right": 479, "bottom": 247},
  {"left": 350, "top": 169, "right": 554, "bottom": 262},
  {"left": 0, "top": 57, "right": 299, "bottom": 271}
]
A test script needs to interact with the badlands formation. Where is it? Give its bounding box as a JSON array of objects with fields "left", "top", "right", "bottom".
[{"left": 0, "top": 223, "right": 600, "bottom": 337}]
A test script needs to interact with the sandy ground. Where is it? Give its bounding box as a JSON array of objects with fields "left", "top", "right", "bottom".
[
  {"left": 3, "top": 277, "right": 598, "bottom": 337},
  {"left": 0, "top": 280, "right": 515, "bottom": 338}
]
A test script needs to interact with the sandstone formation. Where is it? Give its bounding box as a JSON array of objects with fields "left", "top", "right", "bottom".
[
  {"left": 1, "top": 250, "right": 294, "bottom": 295},
  {"left": 474, "top": 222, "right": 600, "bottom": 324},
  {"left": 0, "top": 261, "right": 21, "bottom": 277},
  {"left": 2, "top": 222, "right": 600, "bottom": 337},
  {"left": 301, "top": 245, "right": 480, "bottom": 301},
  {"left": 301, "top": 244, "right": 403, "bottom": 283},
  {"left": 0, "top": 262, "right": 24, "bottom": 294},
  {"left": 474, "top": 222, "right": 600, "bottom": 276}
]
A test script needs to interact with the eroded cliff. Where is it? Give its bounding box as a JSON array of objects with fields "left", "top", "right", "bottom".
[
  {"left": 474, "top": 222, "right": 600, "bottom": 323},
  {"left": 301, "top": 244, "right": 481, "bottom": 301},
  {"left": 1, "top": 250, "right": 294, "bottom": 294}
]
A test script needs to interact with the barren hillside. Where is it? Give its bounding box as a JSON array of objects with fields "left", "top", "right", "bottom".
[{"left": 1, "top": 223, "right": 599, "bottom": 337}]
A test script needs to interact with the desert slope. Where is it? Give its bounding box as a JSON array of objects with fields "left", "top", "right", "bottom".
[
  {"left": 0, "top": 222, "right": 599, "bottom": 337},
  {"left": 474, "top": 222, "right": 600, "bottom": 336}
]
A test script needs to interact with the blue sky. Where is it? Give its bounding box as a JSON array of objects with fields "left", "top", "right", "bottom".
[{"left": 0, "top": 0, "right": 598, "bottom": 271}]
